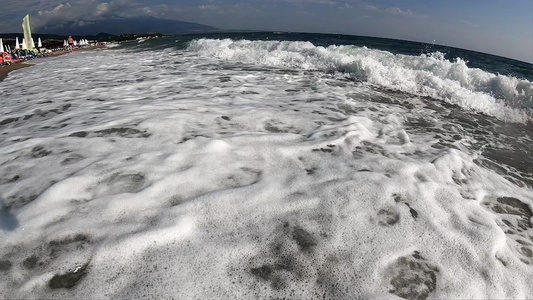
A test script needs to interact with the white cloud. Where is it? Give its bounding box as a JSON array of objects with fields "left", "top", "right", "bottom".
[
  {"left": 198, "top": 5, "right": 216, "bottom": 10},
  {"left": 385, "top": 7, "right": 414, "bottom": 17},
  {"left": 358, "top": 2, "right": 427, "bottom": 19},
  {"left": 272, "top": 0, "right": 337, "bottom": 5},
  {"left": 96, "top": 3, "right": 110, "bottom": 15},
  {"left": 32, "top": 0, "right": 144, "bottom": 30},
  {"left": 362, "top": 4, "right": 378, "bottom": 11}
]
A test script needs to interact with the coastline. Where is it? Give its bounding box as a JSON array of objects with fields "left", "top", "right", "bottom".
[
  {"left": 0, "top": 63, "right": 34, "bottom": 82},
  {"left": 0, "top": 50, "right": 69, "bottom": 82}
]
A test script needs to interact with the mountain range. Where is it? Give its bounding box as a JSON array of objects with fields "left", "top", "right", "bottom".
[{"left": 37, "top": 16, "right": 217, "bottom": 36}]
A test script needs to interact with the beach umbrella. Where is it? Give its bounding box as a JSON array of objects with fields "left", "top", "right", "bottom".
[
  {"left": 22, "top": 14, "right": 35, "bottom": 49},
  {"left": 15, "top": 37, "right": 20, "bottom": 49},
  {"left": 21, "top": 39, "right": 27, "bottom": 50},
  {"left": 37, "top": 37, "right": 42, "bottom": 48},
  {"left": 0, "top": 38, "right": 4, "bottom": 53}
]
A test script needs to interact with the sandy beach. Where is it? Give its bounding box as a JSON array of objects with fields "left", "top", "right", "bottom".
[
  {"left": 0, "top": 63, "right": 34, "bottom": 82},
  {"left": 0, "top": 50, "right": 68, "bottom": 82}
]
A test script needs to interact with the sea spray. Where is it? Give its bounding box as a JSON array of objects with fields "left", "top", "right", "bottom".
[{"left": 188, "top": 38, "right": 532, "bottom": 123}]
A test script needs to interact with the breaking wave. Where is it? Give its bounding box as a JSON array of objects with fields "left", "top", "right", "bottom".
[{"left": 187, "top": 39, "right": 533, "bottom": 123}]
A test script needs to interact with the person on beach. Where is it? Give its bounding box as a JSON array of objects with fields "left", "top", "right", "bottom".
[{"left": 67, "top": 36, "right": 74, "bottom": 51}]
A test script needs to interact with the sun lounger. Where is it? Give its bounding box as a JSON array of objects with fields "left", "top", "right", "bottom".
[
  {"left": 1, "top": 52, "right": 13, "bottom": 65},
  {"left": 10, "top": 52, "right": 22, "bottom": 63}
]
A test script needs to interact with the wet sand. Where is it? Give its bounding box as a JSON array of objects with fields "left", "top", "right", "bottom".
[
  {"left": 0, "top": 63, "right": 34, "bottom": 82},
  {"left": 0, "top": 50, "right": 69, "bottom": 82}
]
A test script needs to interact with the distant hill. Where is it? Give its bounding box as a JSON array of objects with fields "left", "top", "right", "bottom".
[
  {"left": 0, "top": 33, "right": 126, "bottom": 41},
  {"left": 37, "top": 16, "right": 217, "bottom": 36},
  {"left": 0, "top": 33, "right": 66, "bottom": 40}
]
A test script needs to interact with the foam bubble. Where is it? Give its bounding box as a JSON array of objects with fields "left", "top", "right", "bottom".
[{"left": 0, "top": 43, "right": 532, "bottom": 299}]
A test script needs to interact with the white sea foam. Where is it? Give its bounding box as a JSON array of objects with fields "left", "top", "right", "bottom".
[
  {"left": 0, "top": 46, "right": 532, "bottom": 299},
  {"left": 188, "top": 39, "right": 533, "bottom": 123}
]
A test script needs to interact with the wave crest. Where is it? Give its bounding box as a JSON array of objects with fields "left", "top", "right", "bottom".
[{"left": 187, "top": 38, "right": 533, "bottom": 123}]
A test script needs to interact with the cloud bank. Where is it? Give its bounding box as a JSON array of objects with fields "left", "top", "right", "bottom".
[
  {"left": 0, "top": 0, "right": 530, "bottom": 63},
  {"left": 33, "top": 0, "right": 143, "bottom": 30}
]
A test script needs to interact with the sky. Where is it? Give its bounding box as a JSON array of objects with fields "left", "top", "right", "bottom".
[{"left": 1, "top": 0, "right": 532, "bottom": 63}]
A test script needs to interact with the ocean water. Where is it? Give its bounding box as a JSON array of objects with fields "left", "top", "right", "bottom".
[{"left": 0, "top": 32, "right": 532, "bottom": 299}]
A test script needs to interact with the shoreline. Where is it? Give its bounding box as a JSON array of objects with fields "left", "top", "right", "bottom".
[
  {"left": 0, "top": 49, "right": 81, "bottom": 82},
  {"left": 0, "top": 63, "right": 34, "bottom": 82}
]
